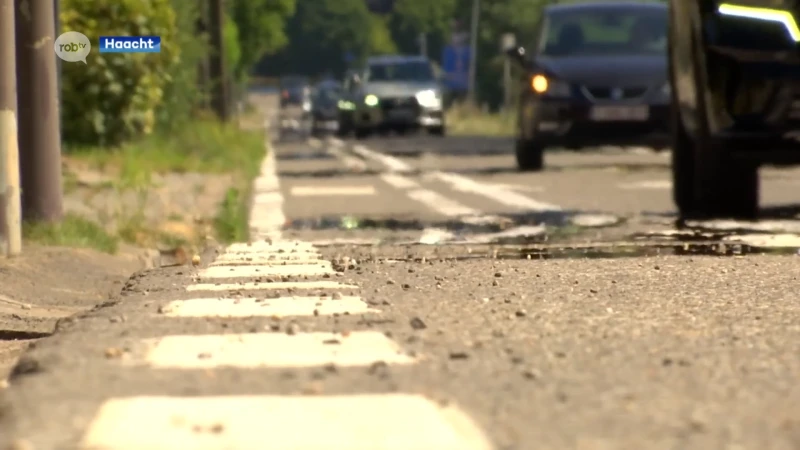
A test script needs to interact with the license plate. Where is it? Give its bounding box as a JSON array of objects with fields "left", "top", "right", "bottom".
[
  {"left": 590, "top": 106, "right": 649, "bottom": 121},
  {"left": 388, "top": 108, "right": 414, "bottom": 119}
]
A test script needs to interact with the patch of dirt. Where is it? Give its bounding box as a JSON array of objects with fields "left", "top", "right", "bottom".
[
  {"left": 62, "top": 163, "right": 235, "bottom": 247},
  {"left": 0, "top": 244, "right": 147, "bottom": 382}
]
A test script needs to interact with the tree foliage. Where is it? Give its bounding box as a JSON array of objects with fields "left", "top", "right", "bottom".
[
  {"left": 60, "top": 0, "right": 181, "bottom": 146},
  {"left": 228, "top": 0, "right": 296, "bottom": 80}
]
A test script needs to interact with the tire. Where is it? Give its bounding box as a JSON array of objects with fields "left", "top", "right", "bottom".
[
  {"left": 428, "top": 125, "right": 446, "bottom": 136},
  {"left": 670, "top": 12, "right": 758, "bottom": 220},
  {"left": 354, "top": 127, "right": 372, "bottom": 139},
  {"left": 515, "top": 138, "right": 544, "bottom": 171}
]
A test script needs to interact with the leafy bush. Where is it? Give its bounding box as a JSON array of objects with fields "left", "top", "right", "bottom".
[{"left": 60, "top": 0, "right": 181, "bottom": 146}]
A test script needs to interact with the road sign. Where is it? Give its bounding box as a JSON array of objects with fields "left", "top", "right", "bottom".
[{"left": 442, "top": 45, "right": 470, "bottom": 92}]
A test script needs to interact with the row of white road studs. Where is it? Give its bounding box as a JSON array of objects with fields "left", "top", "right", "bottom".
[{"left": 77, "top": 141, "right": 494, "bottom": 449}]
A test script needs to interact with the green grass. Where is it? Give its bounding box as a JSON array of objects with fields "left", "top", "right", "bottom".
[
  {"left": 64, "top": 116, "right": 266, "bottom": 189},
  {"left": 213, "top": 186, "right": 251, "bottom": 244},
  {"left": 446, "top": 102, "right": 515, "bottom": 137},
  {"left": 23, "top": 213, "right": 119, "bottom": 254}
]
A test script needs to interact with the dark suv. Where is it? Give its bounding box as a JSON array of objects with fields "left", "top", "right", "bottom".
[{"left": 669, "top": 0, "right": 800, "bottom": 219}]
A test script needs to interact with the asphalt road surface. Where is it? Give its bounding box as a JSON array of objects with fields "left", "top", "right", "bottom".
[{"left": 2, "top": 125, "right": 800, "bottom": 449}]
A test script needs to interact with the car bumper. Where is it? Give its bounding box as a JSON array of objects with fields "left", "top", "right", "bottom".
[
  {"left": 529, "top": 100, "right": 670, "bottom": 148},
  {"left": 356, "top": 106, "right": 444, "bottom": 128}
]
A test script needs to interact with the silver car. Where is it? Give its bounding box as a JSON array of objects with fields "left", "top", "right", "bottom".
[{"left": 337, "top": 55, "right": 446, "bottom": 138}]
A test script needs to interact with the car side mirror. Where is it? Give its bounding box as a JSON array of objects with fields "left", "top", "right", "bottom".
[{"left": 505, "top": 45, "right": 528, "bottom": 68}]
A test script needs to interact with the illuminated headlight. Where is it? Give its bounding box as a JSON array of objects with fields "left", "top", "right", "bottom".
[
  {"left": 302, "top": 100, "right": 311, "bottom": 111},
  {"left": 364, "top": 94, "right": 379, "bottom": 106},
  {"left": 337, "top": 100, "right": 355, "bottom": 110},
  {"left": 415, "top": 89, "right": 441, "bottom": 108},
  {"left": 531, "top": 75, "right": 570, "bottom": 97},
  {"left": 717, "top": 3, "right": 800, "bottom": 42}
]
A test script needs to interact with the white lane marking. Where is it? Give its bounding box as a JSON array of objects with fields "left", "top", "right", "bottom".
[
  {"left": 327, "top": 144, "right": 369, "bottom": 171},
  {"left": 197, "top": 263, "right": 332, "bottom": 279},
  {"left": 380, "top": 173, "right": 420, "bottom": 189},
  {"left": 210, "top": 257, "right": 323, "bottom": 266},
  {"left": 351, "top": 144, "right": 560, "bottom": 212},
  {"left": 161, "top": 296, "right": 381, "bottom": 317},
  {"left": 406, "top": 189, "right": 479, "bottom": 216},
  {"left": 290, "top": 185, "right": 376, "bottom": 196},
  {"left": 352, "top": 144, "right": 412, "bottom": 173},
  {"left": 249, "top": 147, "right": 285, "bottom": 239},
  {"left": 618, "top": 180, "right": 671, "bottom": 190},
  {"left": 722, "top": 233, "right": 800, "bottom": 248},
  {"left": 159, "top": 296, "right": 379, "bottom": 318},
  {"left": 187, "top": 280, "right": 358, "bottom": 292},
  {"left": 81, "top": 395, "right": 494, "bottom": 450},
  {"left": 224, "top": 241, "right": 315, "bottom": 252},
  {"left": 432, "top": 171, "right": 561, "bottom": 212},
  {"left": 137, "top": 332, "right": 415, "bottom": 369},
  {"left": 214, "top": 252, "right": 321, "bottom": 262}
]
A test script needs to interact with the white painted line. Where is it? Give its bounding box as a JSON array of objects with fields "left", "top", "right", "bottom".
[
  {"left": 353, "top": 144, "right": 560, "bottom": 212},
  {"left": 327, "top": 145, "right": 369, "bottom": 171},
  {"left": 432, "top": 171, "right": 561, "bottom": 211},
  {"left": 187, "top": 280, "right": 357, "bottom": 292},
  {"left": 407, "top": 189, "right": 479, "bottom": 217},
  {"left": 618, "top": 180, "right": 671, "bottom": 190},
  {"left": 722, "top": 233, "right": 800, "bottom": 248},
  {"left": 224, "top": 241, "right": 315, "bottom": 252},
  {"left": 211, "top": 257, "right": 323, "bottom": 266},
  {"left": 290, "top": 185, "right": 376, "bottom": 196},
  {"left": 198, "top": 263, "right": 332, "bottom": 279},
  {"left": 81, "top": 395, "right": 494, "bottom": 450},
  {"left": 214, "top": 252, "right": 321, "bottom": 262},
  {"left": 138, "top": 332, "right": 414, "bottom": 369},
  {"left": 249, "top": 146, "right": 285, "bottom": 239},
  {"left": 352, "top": 144, "right": 413, "bottom": 173},
  {"left": 380, "top": 173, "right": 420, "bottom": 189},
  {"left": 159, "top": 295, "right": 379, "bottom": 318},
  {"left": 251, "top": 191, "right": 283, "bottom": 205}
]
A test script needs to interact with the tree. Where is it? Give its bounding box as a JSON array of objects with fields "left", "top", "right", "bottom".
[
  {"left": 389, "top": 0, "right": 456, "bottom": 56},
  {"left": 228, "top": 0, "right": 296, "bottom": 80}
]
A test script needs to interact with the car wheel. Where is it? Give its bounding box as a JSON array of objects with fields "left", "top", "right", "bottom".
[
  {"left": 354, "top": 127, "right": 371, "bottom": 139},
  {"left": 428, "top": 125, "right": 446, "bottom": 137},
  {"left": 670, "top": 17, "right": 758, "bottom": 220},
  {"left": 515, "top": 138, "right": 544, "bottom": 172}
]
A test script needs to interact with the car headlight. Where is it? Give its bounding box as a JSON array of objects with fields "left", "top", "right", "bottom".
[
  {"left": 530, "top": 74, "right": 571, "bottom": 97},
  {"left": 415, "top": 89, "right": 441, "bottom": 108},
  {"left": 364, "top": 94, "right": 379, "bottom": 106},
  {"left": 337, "top": 100, "right": 355, "bottom": 110}
]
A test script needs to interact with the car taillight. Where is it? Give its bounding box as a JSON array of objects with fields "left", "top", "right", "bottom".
[{"left": 282, "top": 90, "right": 289, "bottom": 98}]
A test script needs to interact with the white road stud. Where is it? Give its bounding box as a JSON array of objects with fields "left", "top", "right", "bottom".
[
  {"left": 138, "top": 332, "right": 415, "bottom": 369},
  {"left": 158, "top": 295, "right": 378, "bottom": 318},
  {"left": 187, "top": 280, "right": 357, "bottom": 292},
  {"left": 80, "top": 394, "right": 494, "bottom": 450},
  {"left": 197, "top": 263, "right": 332, "bottom": 279}
]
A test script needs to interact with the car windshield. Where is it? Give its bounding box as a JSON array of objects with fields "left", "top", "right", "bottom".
[
  {"left": 314, "top": 85, "right": 340, "bottom": 101},
  {"left": 539, "top": 6, "right": 667, "bottom": 57},
  {"left": 365, "top": 61, "right": 435, "bottom": 82}
]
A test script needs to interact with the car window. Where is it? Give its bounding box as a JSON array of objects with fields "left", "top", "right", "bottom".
[
  {"left": 539, "top": 7, "right": 667, "bottom": 57},
  {"left": 365, "top": 61, "right": 435, "bottom": 82}
]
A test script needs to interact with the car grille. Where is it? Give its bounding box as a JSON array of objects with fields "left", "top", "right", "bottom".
[
  {"left": 380, "top": 96, "right": 419, "bottom": 111},
  {"left": 582, "top": 86, "right": 648, "bottom": 101}
]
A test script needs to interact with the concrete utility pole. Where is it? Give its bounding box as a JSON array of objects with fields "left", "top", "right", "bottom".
[
  {"left": 0, "top": 0, "right": 21, "bottom": 256},
  {"left": 208, "top": 0, "right": 231, "bottom": 121},
  {"left": 467, "top": 0, "right": 480, "bottom": 105},
  {"left": 15, "top": 0, "right": 63, "bottom": 222}
]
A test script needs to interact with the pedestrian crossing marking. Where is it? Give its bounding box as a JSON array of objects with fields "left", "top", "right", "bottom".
[{"left": 158, "top": 295, "right": 378, "bottom": 318}]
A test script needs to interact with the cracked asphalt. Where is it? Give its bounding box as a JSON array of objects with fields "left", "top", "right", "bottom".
[{"left": 2, "top": 125, "right": 800, "bottom": 449}]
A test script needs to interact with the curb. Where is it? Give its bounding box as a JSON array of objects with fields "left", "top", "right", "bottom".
[{"left": 247, "top": 132, "right": 285, "bottom": 242}]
